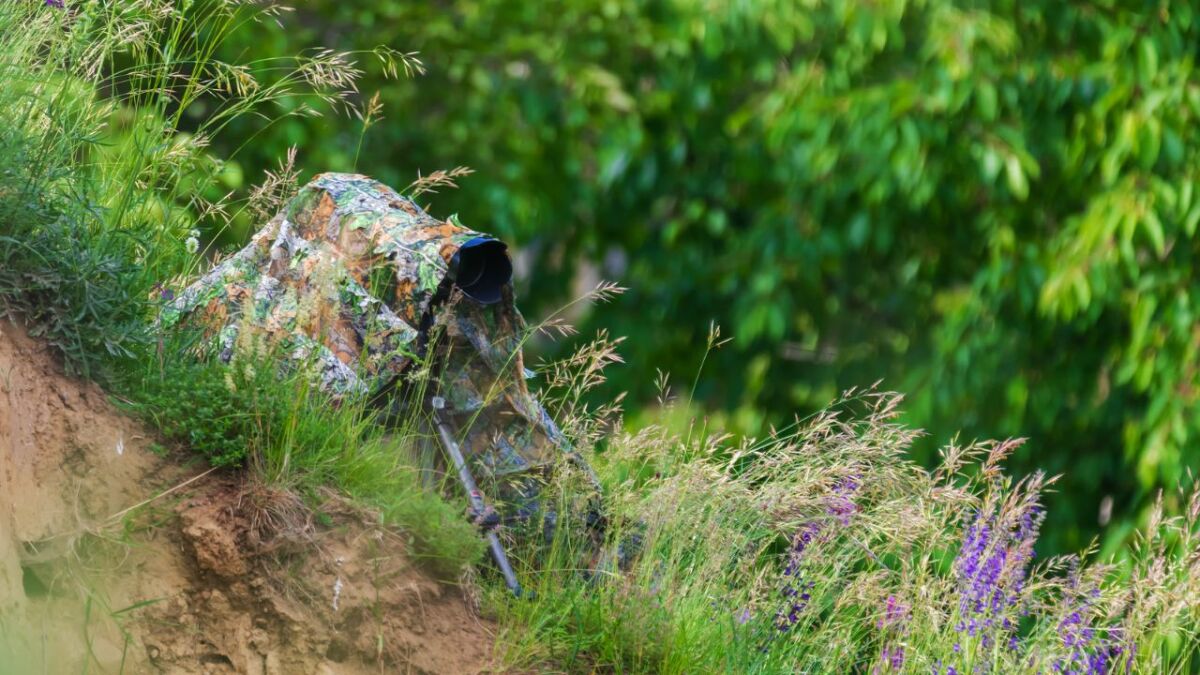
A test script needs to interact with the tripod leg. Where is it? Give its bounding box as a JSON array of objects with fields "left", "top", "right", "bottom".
[{"left": 430, "top": 399, "right": 523, "bottom": 596}]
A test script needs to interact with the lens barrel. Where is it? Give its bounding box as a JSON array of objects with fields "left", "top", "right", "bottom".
[{"left": 452, "top": 237, "right": 513, "bottom": 304}]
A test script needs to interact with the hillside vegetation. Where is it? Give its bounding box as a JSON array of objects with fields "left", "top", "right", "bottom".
[{"left": 0, "top": 2, "right": 1198, "bottom": 673}]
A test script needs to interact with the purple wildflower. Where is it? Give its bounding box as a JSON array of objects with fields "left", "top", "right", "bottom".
[
  {"left": 874, "top": 593, "right": 910, "bottom": 673},
  {"left": 151, "top": 282, "right": 175, "bottom": 302},
  {"left": 875, "top": 645, "right": 904, "bottom": 672},
  {"left": 828, "top": 474, "right": 860, "bottom": 525},
  {"left": 951, "top": 505, "right": 1043, "bottom": 656},
  {"left": 45, "top": 0, "right": 64, "bottom": 7},
  {"left": 932, "top": 660, "right": 958, "bottom": 675},
  {"left": 877, "top": 594, "right": 909, "bottom": 629},
  {"left": 773, "top": 476, "right": 862, "bottom": 633},
  {"left": 774, "top": 577, "right": 814, "bottom": 630},
  {"left": 782, "top": 522, "right": 822, "bottom": 576},
  {"left": 1053, "top": 577, "right": 1135, "bottom": 674}
]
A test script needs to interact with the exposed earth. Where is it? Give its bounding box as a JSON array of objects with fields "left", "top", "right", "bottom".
[{"left": 0, "top": 319, "right": 496, "bottom": 674}]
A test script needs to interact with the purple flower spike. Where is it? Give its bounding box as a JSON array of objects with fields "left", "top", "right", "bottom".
[
  {"left": 878, "top": 645, "right": 904, "bottom": 671},
  {"left": 951, "top": 505, "right": 1043, "bottom": 656},
  {"left": 1054, "top": 578, "right": 1134, "bottom": 674},
  {"left": 773, "top": 478, "right": 863, "bottom": 633},
  {"left": 877, "top": 594, "right": 909, "bottom": 629},
  {"left": 828, "top": 475, "right": 860, "bottom": 525},
  {"left": 45, "top": 0, "right": 64, "bottom": 7}
]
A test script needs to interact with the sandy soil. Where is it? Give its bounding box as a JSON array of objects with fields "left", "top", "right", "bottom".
[{"left": 0, "top": 319, "right": 496, "bottom": 674}]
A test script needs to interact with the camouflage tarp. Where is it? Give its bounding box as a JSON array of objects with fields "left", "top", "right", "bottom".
[{"left": 161, "top": 172, "right": 572, "bottom": 505}]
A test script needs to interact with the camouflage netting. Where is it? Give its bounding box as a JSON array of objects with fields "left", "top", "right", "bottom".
[{"left": 161, "top": 173, "right": 573, "bottom": 507}]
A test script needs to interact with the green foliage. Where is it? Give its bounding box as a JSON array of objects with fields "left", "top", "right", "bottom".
[
  {"left": 116, "top": 338, "right": 485, "bottom": 575},
  {"left": 126, "top": 349, "right": 265, "bottom": 468},
  {"left": 0, "top": 20, "right": 151, "bottom": 371},
  {"left": 0, "top": 187, "right": 148, "bottom": 372},
  {"left": 208, "top": 1, "right": 1200, "bottom": 553}
]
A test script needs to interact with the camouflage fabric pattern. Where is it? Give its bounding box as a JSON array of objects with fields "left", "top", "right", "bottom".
[
  {"left": 435, "top": 296, "right": 569, "bottom": 480},
  {"left": 163, "top": 173, "right": 564, "bottom": 487}
]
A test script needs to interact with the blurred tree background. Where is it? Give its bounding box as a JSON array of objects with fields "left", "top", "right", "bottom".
[{"left": 195, "top": 0, "right": 1199, "bottom": 555}]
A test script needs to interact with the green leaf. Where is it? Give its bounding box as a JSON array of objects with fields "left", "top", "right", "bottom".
[
  {"left": 1184, "top": 205, "right": 1200, "bottom": 237},
  {"left": 980, "top": 146, "right": 1002, "bottom": 182},
  {"left": 976, "top": 81, "right": 998, "bottom": 121},
  {"left": 1142, "top": 210, "right": 1165, "bottom": 256},
  {"left": 1004, "top": 154, "right": 1028, "bottom": 201},
  {"left": 1138, "top": 39, "right": 1159, "bottom": 82}
]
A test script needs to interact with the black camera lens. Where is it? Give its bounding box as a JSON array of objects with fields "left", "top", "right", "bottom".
[{"left": 452, "top": 237, "right": 512, "bottom": 304}]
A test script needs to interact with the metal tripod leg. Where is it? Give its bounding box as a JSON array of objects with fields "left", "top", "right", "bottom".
[{"left": 430, "top": 396, "right": 523, "bottom": 596}]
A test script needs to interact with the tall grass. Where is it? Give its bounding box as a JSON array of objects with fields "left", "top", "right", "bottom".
[
  {"left": 485, "top": 341, "right": 1200, "bottom": 673},
  {"left": 114, "top": 331, "right": 484, "bottom": 575},
  {"left": 0, "top": 0, "right": 414, "bottom": 374}
]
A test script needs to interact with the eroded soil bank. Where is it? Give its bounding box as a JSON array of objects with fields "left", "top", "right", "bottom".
[{"left": 0, "top": 320, "right": 495, "bottom": 674}]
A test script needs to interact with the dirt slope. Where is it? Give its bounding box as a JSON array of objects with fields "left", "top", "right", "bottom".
[{"left": 0, "top": 319, "right": 496, "bottom": 674}]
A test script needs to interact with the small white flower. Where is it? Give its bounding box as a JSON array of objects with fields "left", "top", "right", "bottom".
[{"left": 185, "top": 236, "right": 200, "bottom": 254}]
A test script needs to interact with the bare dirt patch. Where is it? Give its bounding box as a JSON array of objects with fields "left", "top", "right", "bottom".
[{"left": 0, "top": 319, "right": 496, "bottom": 674}]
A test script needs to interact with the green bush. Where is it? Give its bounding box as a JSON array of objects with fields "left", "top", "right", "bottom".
[
  {"left": 127, "top": 353, "right": 260, "bottom": 467},
  {"left": 0, "top": 190, "right": 148, "bottom": 373}
]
